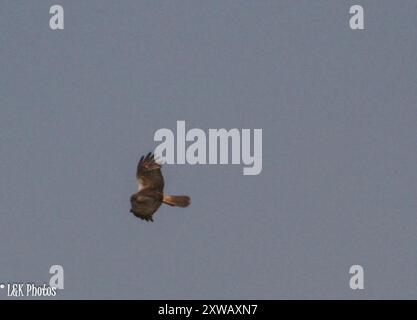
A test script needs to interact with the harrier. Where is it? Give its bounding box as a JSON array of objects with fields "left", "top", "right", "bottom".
[{"left": 130, "top": 152, "right": 190, "bottom": 221}]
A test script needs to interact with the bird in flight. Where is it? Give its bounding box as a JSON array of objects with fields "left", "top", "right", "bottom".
[{"left": 130, "top": 152, "right": 190, "bottom": 221}]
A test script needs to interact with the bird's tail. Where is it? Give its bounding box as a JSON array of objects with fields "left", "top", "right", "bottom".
[{"left": 163, "top": 195, "right": 191, "bottom": 207}]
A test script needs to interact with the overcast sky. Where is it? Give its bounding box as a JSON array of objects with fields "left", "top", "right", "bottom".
[{"left": 1, "top": 1, "right": 416, "bottom": 299}]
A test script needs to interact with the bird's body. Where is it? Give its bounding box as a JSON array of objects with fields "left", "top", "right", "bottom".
[
  {"left": 130, "top": 152, "right": 190, "bottom": 221},
  {"left": 130, "top": 190, "right": 163, "bottom": 221}
]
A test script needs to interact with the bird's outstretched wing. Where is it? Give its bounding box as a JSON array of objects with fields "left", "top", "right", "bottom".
[{"left": 136, "top": 152, "right": 164, "bottom": 191}]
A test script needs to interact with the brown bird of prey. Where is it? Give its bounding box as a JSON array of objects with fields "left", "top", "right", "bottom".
[{"left": 130, "top": 152, "right": 190, "bottom": 221}]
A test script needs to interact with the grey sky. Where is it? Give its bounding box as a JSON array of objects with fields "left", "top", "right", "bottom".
[{"left": 0, "top": 1, "right": 416, "bottom": 299}]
